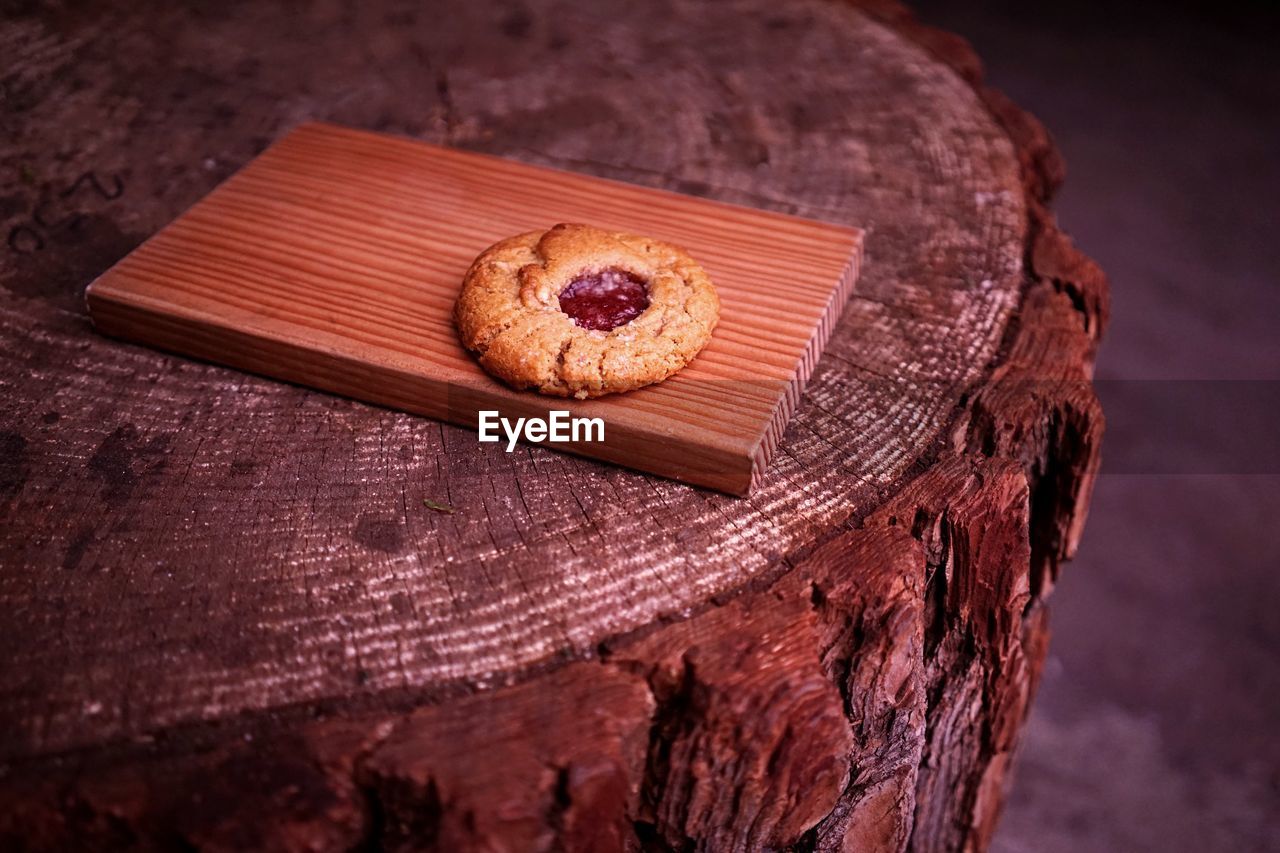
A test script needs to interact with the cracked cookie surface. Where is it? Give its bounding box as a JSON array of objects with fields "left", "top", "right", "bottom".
[{"left": 454, "top": 223, "right": 720, "bottom": 398}]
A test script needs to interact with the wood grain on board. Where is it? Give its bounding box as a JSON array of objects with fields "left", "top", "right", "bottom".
[{"left": 86, "top": 122, "right": 863, "bottom": 495}]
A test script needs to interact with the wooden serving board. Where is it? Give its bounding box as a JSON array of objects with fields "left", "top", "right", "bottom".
[{"left": 86, "top": 123, "right": 862, "bottom": 495}]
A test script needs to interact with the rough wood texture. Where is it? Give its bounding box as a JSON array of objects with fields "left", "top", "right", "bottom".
[
  {"left": 86, "top": 122, "right": 863, "bottom": 496},
  {"left": 0, "top": 0, "right": 1108, "bottom": 850}
]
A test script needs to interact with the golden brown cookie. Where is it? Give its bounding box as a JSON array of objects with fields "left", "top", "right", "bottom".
[{"left": 454, "top": 223, "right": 720, "bottom": 398}]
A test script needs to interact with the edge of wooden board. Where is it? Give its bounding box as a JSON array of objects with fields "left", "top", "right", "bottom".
[
  {"left": 748, "top": 239, "right": 862, "bottom": 493},
  {"left": 298, "top": 121, "right": 864, "bottom": 249}
]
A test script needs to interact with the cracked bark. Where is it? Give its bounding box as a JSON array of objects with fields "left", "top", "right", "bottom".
[{"left": 0, "top": 0, "right": 1105, "bottom": 850}]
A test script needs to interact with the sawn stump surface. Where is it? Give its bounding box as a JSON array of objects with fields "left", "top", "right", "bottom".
[{"left": 0, "top": 1, "right": 1108, "bottom": 850}]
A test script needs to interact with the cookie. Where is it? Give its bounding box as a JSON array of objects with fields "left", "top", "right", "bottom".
[{"left": 454, "top": 223, "right": 720, "bottom": 399}]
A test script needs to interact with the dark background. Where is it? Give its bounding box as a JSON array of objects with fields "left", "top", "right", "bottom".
[{"left": 912, "top": 3, "right": 1280, "bottom": 850}]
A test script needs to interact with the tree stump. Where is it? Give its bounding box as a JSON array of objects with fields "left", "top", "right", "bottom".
[{"left": 0, "top": 1, "right": 1107, "bottom": 850}]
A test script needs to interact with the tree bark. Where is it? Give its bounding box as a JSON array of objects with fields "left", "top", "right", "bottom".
[{"left": 0, "top": 0, "right": 1107, "bottom": 850}]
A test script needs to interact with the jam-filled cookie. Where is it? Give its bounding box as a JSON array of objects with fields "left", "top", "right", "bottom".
[{"left": 454, "top": 223, "right": 720, "bottom": 398}]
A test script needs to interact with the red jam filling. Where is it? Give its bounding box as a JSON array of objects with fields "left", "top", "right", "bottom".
[{"left": 557, "top": 268, "right": 650, "bottom": 331}]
